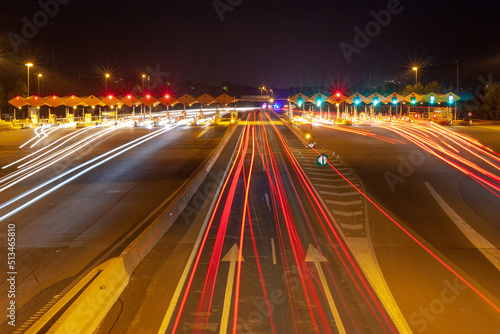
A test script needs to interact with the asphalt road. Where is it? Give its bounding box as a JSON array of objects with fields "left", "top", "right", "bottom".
[
  {"left": 295, "top": 120, "right": 500, "bottom": 333},
  {"left": 0, "top": 123, "right": 227, "bottom": 334},
  {"left": 98, "top": 112, "right": 398, "bottom": 333},
  {"left": 5, "top": 118, "right": 500, "bottom": 333}
]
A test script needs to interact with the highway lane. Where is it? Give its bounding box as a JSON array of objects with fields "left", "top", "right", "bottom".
[
  {"left": 99, "top": 111, "right": 397, "bottom": 333},
  {"left": 0, "top": 123, "right": 228, "bottom": 333},
  {"left": 294, "top": 120, "right": 500, "bottom": 332}
]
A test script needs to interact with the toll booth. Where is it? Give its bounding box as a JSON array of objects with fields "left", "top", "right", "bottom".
[
  {"left": 84, "top": 113, "right": 92, "bottom": 123},
  {"left": 68, "top": 114, "right": 75, "bottom": 122},
  {"left": 49, "top": 114, "right": 57, "bottom": 124},
  {"left": 32, "top": 114, "right": 38, "bottom": 124}
]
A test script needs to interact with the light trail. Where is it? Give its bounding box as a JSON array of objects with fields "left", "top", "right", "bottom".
[
  {"left": 282, "top": 117, "right": 500, "bottom": 314},
  {"left": 381, "top": 123, "right": 500, "bottom": 197},
  {"left": 232, "top": 114, "right": 256, "bottom": 333},
  {"left": 30, "top": 127, "right": 58, "bottom": 148},
  {"left": 2, "top": 127, "right": 92, "bottom": 169},
  {"left": 19, "top": 128, "right": 42, "bottom": 148},
  {"left": 267, "top": 111, "right": 396, "bottom": 332},
  {"left": 0, "top": 126, "right": 119, "bottom": 192},
  {"left": 169, "top": 115, "right": 252, "bottom": 333}
]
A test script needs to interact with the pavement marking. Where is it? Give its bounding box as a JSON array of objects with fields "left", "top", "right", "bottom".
[
  {"left": 271, "top": 238, "right": 277, "bottom": 265},
  {"left": 426, "top": 182, "right": 500, "bottom": 272},
  {"left": 303, "top": 169, "right": 339, "bottom": 175},
  {"left": 305, "top": 244, "right": 346, "bottom": 334},
  {"left": 346, "top": 238, "right": 413, "bottom": 333},
  {"left": 265, "top": 193, "right": 271, "bottom": 211},
  {"left": 308, "top": 176, "right": 340, "bottom": 182},
  {"left": 220, "top": 244, "right": 244, "bottom": 334},
  {"left": 316, "top": 184, "right": 353, "bottom": 189},
  {"left": 340, "top": 223, "right": 364, "bottom": 230},
  {"left": 331, "top": 210, "right": 363, "bottom": 217},
  {"left": 325, "top": 199, "right": 363, "bottom": 206}
]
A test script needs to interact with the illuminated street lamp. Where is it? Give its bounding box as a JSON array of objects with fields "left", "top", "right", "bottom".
[
  {"left": 412, "top": 67, "right": 418, "bottom": 85},
  {"left": 25, "top": 63, "right": 33, "bottom": 97},
  {"left": 105, "top": 73, "right": 110, "bottom": 90}
]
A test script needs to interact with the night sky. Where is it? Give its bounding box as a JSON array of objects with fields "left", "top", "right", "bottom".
[{"left": 1, "top": 0, "right": 499, "bottom": 91}]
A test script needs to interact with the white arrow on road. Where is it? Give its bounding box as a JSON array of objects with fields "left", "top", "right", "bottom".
[
  {"left": 220, "top": 244, "right": 244, "bottom": 334},
  {"left": 305, "top": 244, "right": 346, "bottom": 334}
]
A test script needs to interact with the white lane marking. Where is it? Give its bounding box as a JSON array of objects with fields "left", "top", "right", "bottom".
[
  {"left": 309, "top": 177, "right": 355, "bottom": 183},
  {"left": 265, "top": 193, "right": 270, "bottom": 211},
  {"left": 305, "top": 245, "right": 346, "bottom": 334},
  {"left": 340, "top": 223, "right": 364, "bottom": 230},
  {"left": 317, "top": 191, "right": 360, "bottom": 197},
  {"left": 271, "top": 238, "right": 277, "bottom": 265},
  {"left": 426, "top": 182, "right": 500, "bottom": 271},
  {"left": 196, "top": 127, "right": 211, "bottom": 138},
  {"left": 220, "top": 244, "right": 244, "bottom": 334}
]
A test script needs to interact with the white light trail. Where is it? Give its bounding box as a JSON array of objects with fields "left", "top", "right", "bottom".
[
  {"left": 2, "top": 127, "right": 93, "bottom": 170},
  {"left": 0, "top": 126, "right": 119, "bottom": 192},
  {"left": 0, "top": 125, "right": 177, "bottom": 215}
]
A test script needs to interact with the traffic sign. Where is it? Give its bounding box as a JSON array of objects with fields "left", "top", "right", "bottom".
[{"left": 317, "top": 154, "right": 329, "bottom": 166}]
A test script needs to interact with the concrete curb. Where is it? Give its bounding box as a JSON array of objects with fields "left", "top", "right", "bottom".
[{"left": 49, "top": 258, "right": 129, "bottom": 334}]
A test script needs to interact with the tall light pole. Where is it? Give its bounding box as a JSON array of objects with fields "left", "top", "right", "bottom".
[
  {"left": 105, "top": 73, "right": 110, "bottom": 91},
  {"left": 37, "top": 74, "right": 42, "bottom": 96},
  {"left": 454, "top": 60, "right": 459, "bottom": 95},
  {"left": 412, "top": 67, "right": 418, "bottom": 85},
  {"left": 25, "top": 63, "right": 33, "bottom": 97}
]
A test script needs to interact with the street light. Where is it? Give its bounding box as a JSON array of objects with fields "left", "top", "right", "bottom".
[
  {"left": 37, "top": 74, "right": 42, "bottom": 96},
  {"left": 412, "top": 67, "right": 418, "bottom": 85},
  {"left": 105, "top": 73, "right": 110, "bottom": 90},
  {"left": 454, "top": 60, "right": 459, "bottom": 95},
  {"left": 25, "top": 63, "right": 33, "bottom": 97}
]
